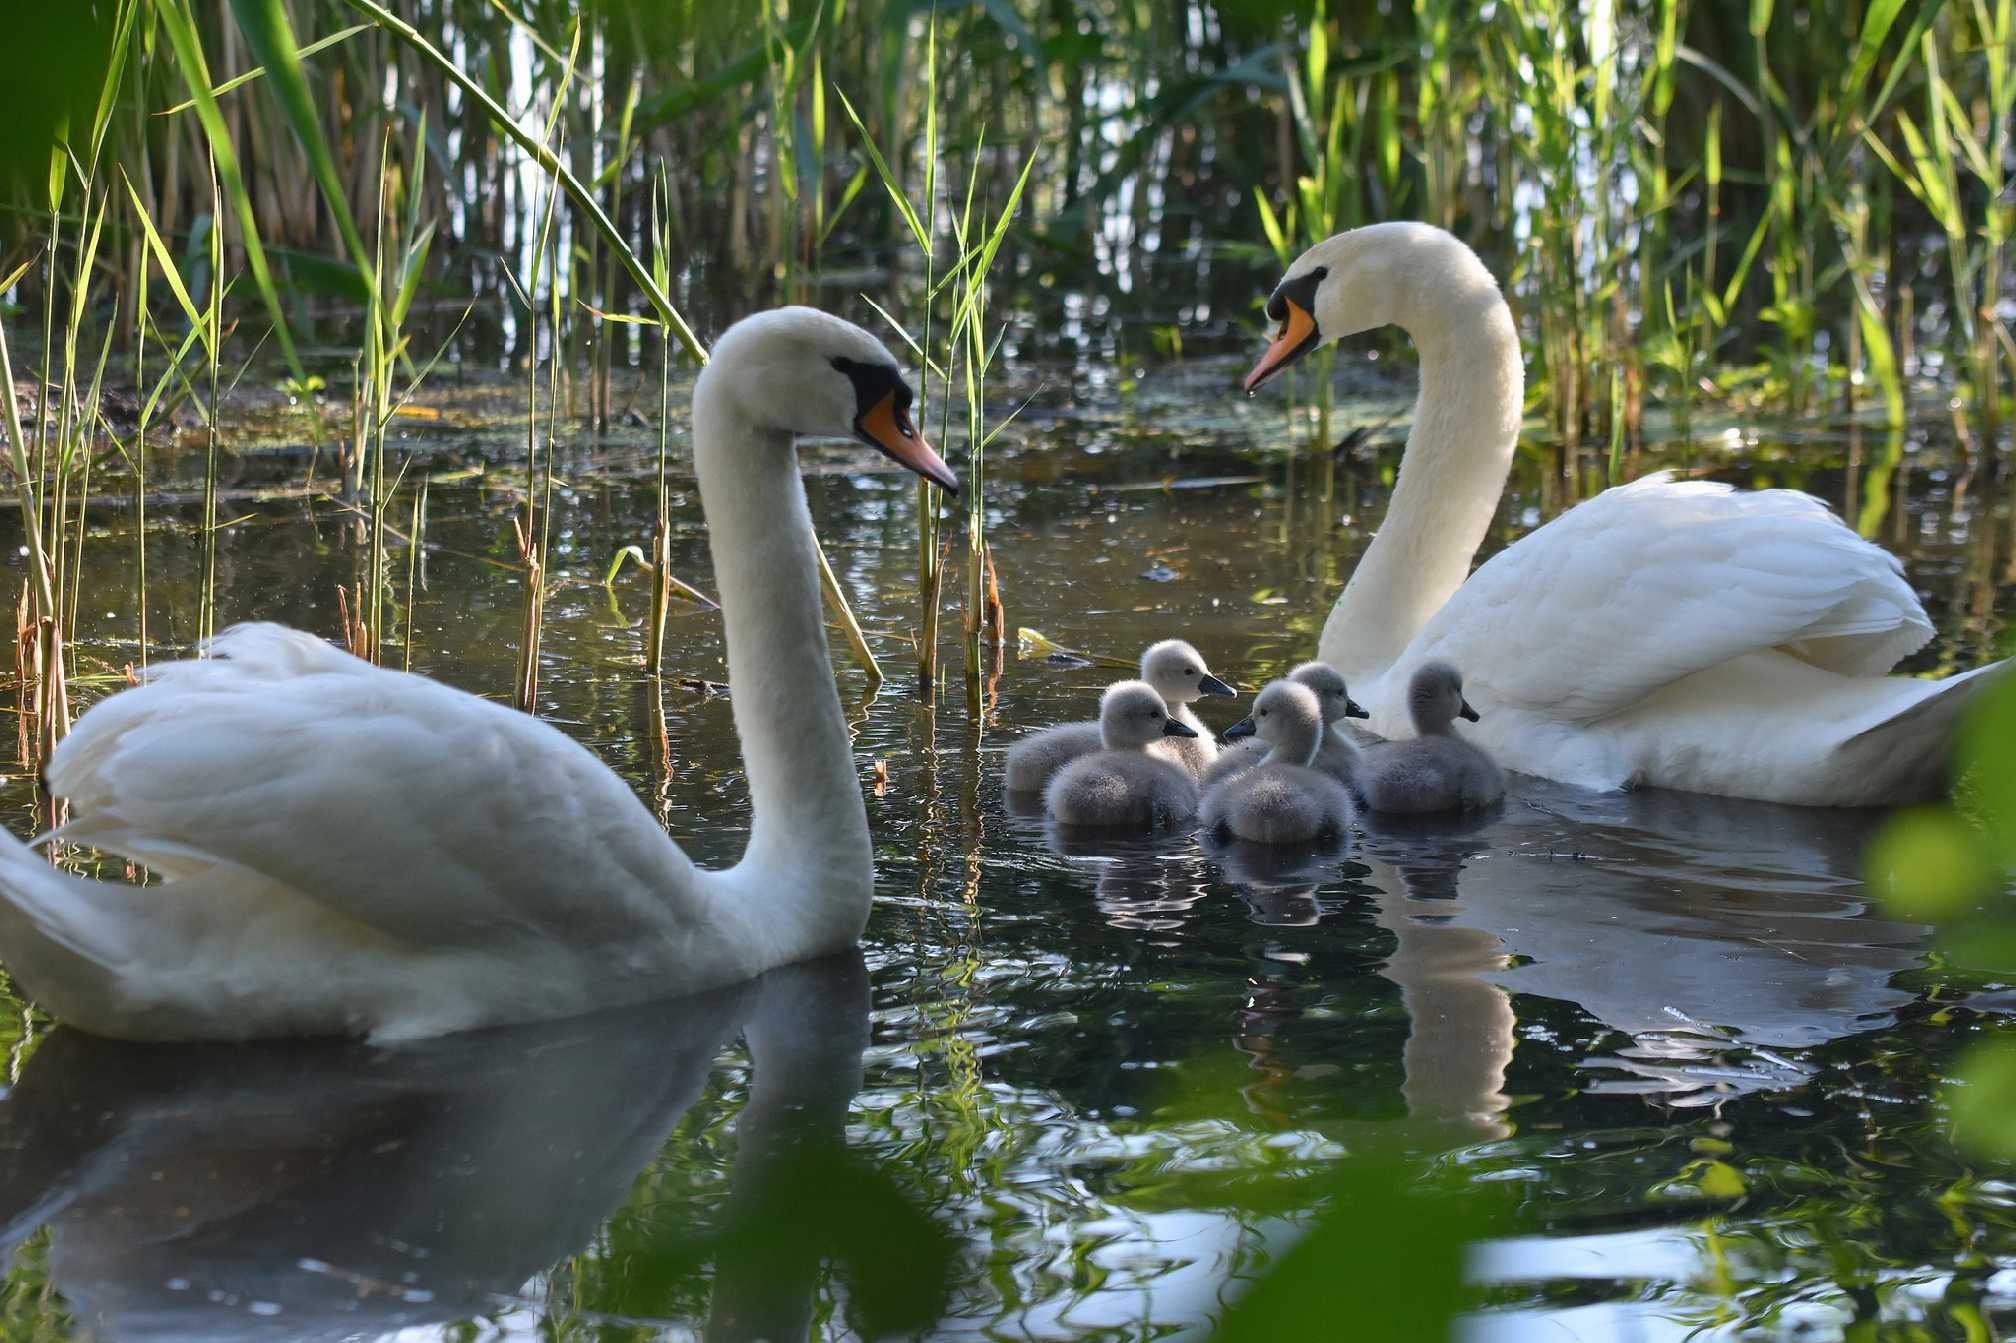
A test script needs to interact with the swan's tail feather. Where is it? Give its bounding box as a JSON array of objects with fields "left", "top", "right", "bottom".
[
  {"left": 1835, "top": 660, "right": 2009, "bottom": 803},
  {"left": 0, "top": 830, "right": 143, "bottom": 1034}
]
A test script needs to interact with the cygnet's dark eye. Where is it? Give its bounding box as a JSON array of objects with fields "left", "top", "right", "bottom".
[
  {"left": 1186, "top": 668, "right": 1198, "bottom": 677},
  {"left": 1258, "top": 708, "right": 1270, "bottom": 718}
]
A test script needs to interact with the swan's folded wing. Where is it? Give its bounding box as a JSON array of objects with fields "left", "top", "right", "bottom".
[
  {"left": 1407, "top": 474, "right": 1932, "bottom": 723},
  {"left": 45, "top": 624, "right": 700, "bottom": 948}
]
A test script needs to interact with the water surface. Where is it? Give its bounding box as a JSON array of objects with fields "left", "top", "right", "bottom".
[{"left": 1, "top": 355, "right": 2012, "bottom": 1339}]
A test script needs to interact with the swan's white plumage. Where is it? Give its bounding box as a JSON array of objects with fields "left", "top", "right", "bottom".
[
  {"left": 46, "top": 625, "right": 698, "bottom": 942},
  {"left": 1267, "top": 222, "right": 2003, "bottom": 805},
  {"left": 1400, "top": 473, "right": 1931, "bottom": 727},
  {"left": 0, "top": 307, "right": 945, "bottom": 1041}
]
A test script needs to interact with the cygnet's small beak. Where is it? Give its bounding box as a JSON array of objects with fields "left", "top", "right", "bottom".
[
  {"left": 1243, "top": 297, "right": 1320, "bottom": 395},
  {"left": 1345, "top": 698, "right": 1371, "bottom": 719},
  {"left": 1198, "top": 673, "right": 1237, "bottom": 697},
  {"left": 856, "top": 391, "right": 959, "bottom": 493},
  {"left": 1162, "top": 718, "right": 1199, "bottom": 739},
  {"left": 1221, "top": 717, "right": 1256, "bottom": 741},
  {"left": 1459, "top": 699, "right": 1481, "bottom": 722}
]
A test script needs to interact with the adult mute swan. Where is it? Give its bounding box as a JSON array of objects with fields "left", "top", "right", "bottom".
[
  {"left": 0, "top": 308, "right": 958, "bottom": 1042},
  {"left": 1246, "top": 222, "right": 2005, "bottom": 806}
]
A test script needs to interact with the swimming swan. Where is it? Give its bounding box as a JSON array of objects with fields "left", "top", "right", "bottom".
[
  {"left": 1201, "top": 680, "right": 1354, "bottom": 845},
  {"left": 1200, "top": 660, "right": 1368, "bottom": 791},
  {"left": 1004, "top": 639, "right": 1234, "bottom": 790},
  {"left": 1245, "top": 222, "right": 2005, "bottom": 806},
  {"left": 1044, "top": 681, "right": 1203, "bottom": 830},
  {"left": 1355, "top": 662, "right": 1506, "bottom": 814},
  {"left": 0, "top": 307, "right": 960, "bottom": 1042}
]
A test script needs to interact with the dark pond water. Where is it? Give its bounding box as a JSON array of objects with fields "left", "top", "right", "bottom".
[{"left": 1, "top": 353, "right": 2013, "bottom": 1340}]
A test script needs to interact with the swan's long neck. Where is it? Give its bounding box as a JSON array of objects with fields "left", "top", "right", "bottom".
[
  {"left": 1319, "top": 279, "right": 1522, "bottom": 689},
  {"left": 693, "top": 380, "right": 872, "bottom": 951}
]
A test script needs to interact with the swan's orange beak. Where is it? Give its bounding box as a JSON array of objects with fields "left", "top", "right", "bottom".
[
  {"left": 1243, "top": 297, "right": 1320, "bottom": 395},
  {"left": 857, "top": 391, "right": 959, "bottom": 494}
]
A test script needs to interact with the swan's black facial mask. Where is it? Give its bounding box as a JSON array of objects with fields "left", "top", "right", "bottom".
[
  {"left": 1243, "top": 266, "right": 1327, "bottom": 394},
  {"left": 830, "top": 356, "right": 959, "bottom": 493}
]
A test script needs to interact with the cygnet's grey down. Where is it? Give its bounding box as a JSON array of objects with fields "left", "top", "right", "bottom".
[
  {"left": 1044, "top": 680, "right": 1203, "bottom": 830},
  {"left": 1200, "top": 660, "right": 1368, "bottom": 791},
  {"left": 1354, "top": 661, "right": 1506, "bottom": 814},
  {"left": 1200, "top": 680, "right": 1354, "bottom": 846},
  {"left": 1004, "top": 639, "right": 1235, "bottom": 790}
]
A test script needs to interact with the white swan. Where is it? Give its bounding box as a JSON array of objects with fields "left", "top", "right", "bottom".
[
  {"left": 1044, "top": 680, "right": 1202, "bottom": 829},
  {"left": 0, "top": 307, "right": 959, "bottom": 1042},
  {"left": 1201, "top": 681, "right": 1354, "bottom": 845},
  {"left": 1200, "top": 660, "right": 1368, "bottom": 791},
  {"left": 1355, "top": 662, "right": 1506, "bottom": 814},
  {"left": 1003, "top": 639, "right": 1235, "bottom": 790},
  {"left": 1246, "top": 221, "right": 2005, "bottom": 806}
]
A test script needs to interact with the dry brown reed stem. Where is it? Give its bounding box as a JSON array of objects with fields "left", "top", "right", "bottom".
[
  {"left": 334, "top": 584, "right": 370, "bottom": 659},
  {"left": 0, "top": 314, "right": 68, "bottom": 770},
  {"left": 816, "top": 540, "right": 882, "bottom": 691}
]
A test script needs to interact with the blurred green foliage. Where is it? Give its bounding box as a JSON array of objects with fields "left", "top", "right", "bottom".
[{"left": 1867, "top": 673, "right": 2016, "bottom": 1161}]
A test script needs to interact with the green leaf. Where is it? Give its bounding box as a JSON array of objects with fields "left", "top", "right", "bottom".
[
  {"left": 1959, "top": 674, "right": 2016, "bottom": 866},
  {"left": 1696, "top": 1160, "right": 1748, "bottom": 1200},
  {"left": 156, "top": 0, "right": 305, "bottom": 381},
  {"left": 1210, "top": 1155, "right": 1503, "bottom": 1342},
  {"left": 834, "top": 84, "right": 930, "bottom": 258},
  {"left": 1947, "top": 1041, "right": 2016, "bottom": 1162},
  {"left": 1865, "top": 805, "right": 1999, "bottom": 920},
  {"left": 156, "top": 23, "right": 370, "bottom": 116},
  {"left": 121, "top": 171, "right": 211, "bottom": 356}
]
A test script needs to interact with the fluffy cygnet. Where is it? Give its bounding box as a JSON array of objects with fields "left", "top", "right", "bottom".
[
  {"left": 1200, "top": 660, "right": 1368, "bottom": 791},
  {"left": 1354, "top": 661, "right": 1505, "bottom": 814},
  {"left": 1200, "top": 680, "right": 1354, "bottom": 845},
  {"left": 1044, "top": 680, "right": 1204, "bottom": 830},
  {"left": 1004, "top": 639, "right": 1234, "bottom": 790}
]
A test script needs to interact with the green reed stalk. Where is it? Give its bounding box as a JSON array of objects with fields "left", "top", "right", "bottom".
[
  {"left": 515, "top": 154, "right": 565, "bottom": 712},
  {"left": 198, "top": 159, "right": 223, "bottom": 648},
  {"left": 404, "top": 466, "right": 427, "bottom": 674},
  {"left": 646, "top": 173, "right": 674, "bottom": 678},
  {"left": 133, "top": 231, "right": 148, "bottom": 672}
]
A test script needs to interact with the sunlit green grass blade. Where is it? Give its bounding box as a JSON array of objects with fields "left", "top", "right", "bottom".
[
  {"left": 157, "top": 24, "right": 370, "bottom": 117},
  {"left": 155, "top": 0, "right": 306, "bottom": 382},
  {"left": 834, "top": 85, "right": 931, "bottom": 257},
  {"left": 121, "top": 171, "right": 212, "bottom": 357}
]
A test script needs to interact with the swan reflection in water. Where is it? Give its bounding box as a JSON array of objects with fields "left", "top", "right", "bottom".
[
  {"left": 1353, "top": 780, "right": 1926, "bottom": 1130},
  {"left": 0, "top": 952, "right": 890, "bottom": 1342},
  {"left": 1153, "top": 779, "right": 1926, "bottom": 1134}
]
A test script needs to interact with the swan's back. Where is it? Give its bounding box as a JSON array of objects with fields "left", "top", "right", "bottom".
[
  {"left": 1045, "top": 752, "right": 1199, "bottom": 830},
  {"left": 1357, "top": 736, "right": 1505, "bottom": 814},
  {"left": 1397, "top": 474, "right": 1933, "bottom": 726},
  {"left": 48, "top": 625, "right": 699, "bottom": 940},
  {"left": 1201, "top": 764, "right": 1352, "bottom": 846}
]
